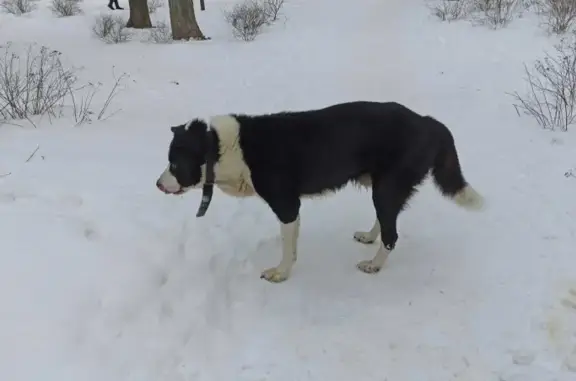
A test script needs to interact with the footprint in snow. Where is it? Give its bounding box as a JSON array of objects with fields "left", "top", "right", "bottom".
[
  {"left": 0, "top": 192, "right": 17, "bottom": 203},
  {"left": 57, "top": 194, "right": 84, "bottom": 208}
]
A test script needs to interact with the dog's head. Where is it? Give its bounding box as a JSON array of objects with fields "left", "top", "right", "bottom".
[{"left": 156, "top": 119, "right": 210, "bottom": 195}]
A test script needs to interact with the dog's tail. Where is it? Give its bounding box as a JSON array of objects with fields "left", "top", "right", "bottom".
[{"left": 425, "top": 116, "right": 485, "bottom": 211}]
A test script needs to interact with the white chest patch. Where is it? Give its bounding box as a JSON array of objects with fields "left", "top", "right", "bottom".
[{"left": 210, "top": 115, "right": 256, "bottom": 199}]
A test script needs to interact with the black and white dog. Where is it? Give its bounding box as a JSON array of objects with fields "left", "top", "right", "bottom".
[{"left": 156, "top": 101, "right": 484, "bottom": 283}]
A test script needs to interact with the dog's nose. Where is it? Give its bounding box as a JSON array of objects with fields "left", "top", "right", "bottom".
[{"left": 156, "top": 180, "right": 166, "bottom": 192}]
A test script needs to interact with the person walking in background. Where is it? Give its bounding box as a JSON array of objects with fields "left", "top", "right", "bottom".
[{"left": 108, "top": 0, "right": 124, "bottom": 10}]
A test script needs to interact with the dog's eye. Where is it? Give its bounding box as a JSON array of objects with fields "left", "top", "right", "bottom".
[{"left": 170, "top": 163, "right": 177, "bottom": 171}]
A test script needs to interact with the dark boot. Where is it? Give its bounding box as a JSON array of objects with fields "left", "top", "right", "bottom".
[{"left": 108, "top": 0, "right": 123, "bottom": 9}]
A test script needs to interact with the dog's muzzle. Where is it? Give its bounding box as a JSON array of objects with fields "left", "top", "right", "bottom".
[
  {"left": 156, "top": 166, "right": 188, "bottom": 195},
  {"left": 156, "top": 180, "right": 185, "bottom": 195}
]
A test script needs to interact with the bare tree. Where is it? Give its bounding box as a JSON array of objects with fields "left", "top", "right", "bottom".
[
  {"left": 168, "top": 0, "right": 206, "bottom": 40},
  {"left": 126, "top": 0, "right": 152, "bottom": 28}
]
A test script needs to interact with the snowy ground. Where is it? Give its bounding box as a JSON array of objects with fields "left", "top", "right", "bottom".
[{"left": 1, "top": 0, "right": 576, "bottom": 380}]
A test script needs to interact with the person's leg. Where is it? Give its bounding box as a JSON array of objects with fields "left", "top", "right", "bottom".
[{"left": 113, "top": 0, "right": 124, "bottom": 10}]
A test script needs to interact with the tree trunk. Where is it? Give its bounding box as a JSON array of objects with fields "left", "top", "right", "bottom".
[
  {"left": 126, "top": 0, "right": 152, "bottom": 28},
  {"left": 168, "top": 0, "right": 206, "bottom": 40}
]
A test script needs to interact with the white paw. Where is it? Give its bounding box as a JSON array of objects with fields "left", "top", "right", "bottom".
[
  {"left": 260, "top": 267, "right": 290, "bottom": 283},
  {"left": 357, "top": 260, "right": 382, "bottom": 274},
  {"left": 353, "top": 231, "right": 376, "bottom": 244}
]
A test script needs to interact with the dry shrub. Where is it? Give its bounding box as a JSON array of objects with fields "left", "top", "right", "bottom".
[
  {"left": 0, "top": 0, "right": 37, "bottom": 15},
  {"left": 0, "top": 43, "right": 125, "bottom": 126},
  {"left": 536, "top": 0, "right": 576, "bottom": 34},
  {"left": 50, "top": 0, "right": 82, "bottom": 17},
  {"left": 263, "top": 0, "right": 284, "bottom": 21},
  {"left": 0, "top": 43, "right": 75, "bottom": 122},
  {"left": 224, "top": 0, "right": 286, "bottom": 41},
  {"left": 510, "top": 38, "right": 576, "bottom": 131},
  {"left": 473, "top": 0, "right": 521, "bottom": 28},
  {"left": 431, "top": 0, "right": 470, "bottom": 21},
  {"left": 148, "top": 21, "right": 172, "bottom": 43},
  {"left": 148, "top": 0, "right": 162, "bottom": 13},
  {"left": 92, "top": 14, "right": 130, "bottom": 44},
  {"left": 224, "top": 0, "right": 269, "bottom": 41}
]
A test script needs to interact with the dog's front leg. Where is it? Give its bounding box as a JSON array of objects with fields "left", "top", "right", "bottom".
[
  {"left": 261, "top": 215, "right": 300, "bottom": 283},
  {"left": 254, "top": 178, "right": 301, "bottom": 283}
]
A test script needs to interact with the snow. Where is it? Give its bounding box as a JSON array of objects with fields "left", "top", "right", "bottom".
[{"left": 1, "top": 0, "right": 576, "bottom": 380}]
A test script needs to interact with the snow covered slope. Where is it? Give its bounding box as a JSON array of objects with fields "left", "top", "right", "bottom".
[{"left": 1, "top": 0, "right": 575, "bottom": 380}]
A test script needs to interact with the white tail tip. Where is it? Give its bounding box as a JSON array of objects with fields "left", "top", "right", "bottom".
[{"left": 452, "top": 185, "right": 485, "bottom": 211}]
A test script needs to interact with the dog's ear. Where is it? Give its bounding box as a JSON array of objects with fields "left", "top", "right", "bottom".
[{"left": 171, "top": 125, "right": 185, "bottom": 134}]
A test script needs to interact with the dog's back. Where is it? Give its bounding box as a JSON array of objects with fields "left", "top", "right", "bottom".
[{"left": 234, "top": 101, "right": 436, "bottom": 196}]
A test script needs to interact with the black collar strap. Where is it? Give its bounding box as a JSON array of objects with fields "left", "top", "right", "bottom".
[{"left": 196, "top": 121, "right": 217, "bottom": 217}]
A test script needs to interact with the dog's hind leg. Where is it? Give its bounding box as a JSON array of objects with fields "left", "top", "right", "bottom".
[
  {"left": 353, "top": 219, "right": 380, "bottom": 244},
  {"left": 357, "top": 175, "right": 417, "bottom": 274}
]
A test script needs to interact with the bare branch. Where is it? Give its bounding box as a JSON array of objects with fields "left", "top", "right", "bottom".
[
  {"left": 0, "top": 43, "right": 123, "bottom": 127},
  {"left": 430, "top": 0, "right": 470, "bottom": 22},
  {"left": 50, "top": 0, "right": 82, "bottom": 17},
  {"left": 472, "top": 0, "right": 522, "bottom": 28},
  {"left": 535, "top": 0, "right": 576, "bottom": 34},
  {"left": 25, "top": 145, "right": 40, "bottom": 163},
  {"left": 0, "top": 0, "right": 37, "bottom": 15},
  {"left": 92, "top": 14, "right": 130, "bottom": 44},
  {"left": 224, "top": 0, "right": 274, "bottom": 41},
  {"left": 0, "top": 43, "right": 76, "bottom": 123},
  {"left": 147, "top": 0, "right": 162, "bottom": 13},
  {"left": 97, "top": 68, "right": 127, "bottom": 120},
  {"left": 509, "top": 38, "right": 576, "bottom": 131},
  {"left": 148, "top": 21, "right": 173, "bottom": 43},
  {"left": 262, "top": 0, "right": 284, "bottom": 22}
]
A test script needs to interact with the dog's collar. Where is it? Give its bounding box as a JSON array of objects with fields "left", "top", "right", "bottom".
[{"left": 196, "top": 121, "right": 217, "bottom": 217}]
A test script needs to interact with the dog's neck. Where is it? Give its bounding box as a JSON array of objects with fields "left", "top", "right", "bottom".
[{"left": 209, "top": 116, "right": 256, "bottom": 197}]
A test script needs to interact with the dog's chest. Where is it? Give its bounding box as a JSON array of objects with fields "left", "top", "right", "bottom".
[
  {"left": 213, "top": 129, "right": 256, "bottom": 198},
  {"left": 214, "top": 157, "right": 256, "bottom": 198},
  {"left": 216, "top": 177, "right": 256, "bottom": 197}
]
